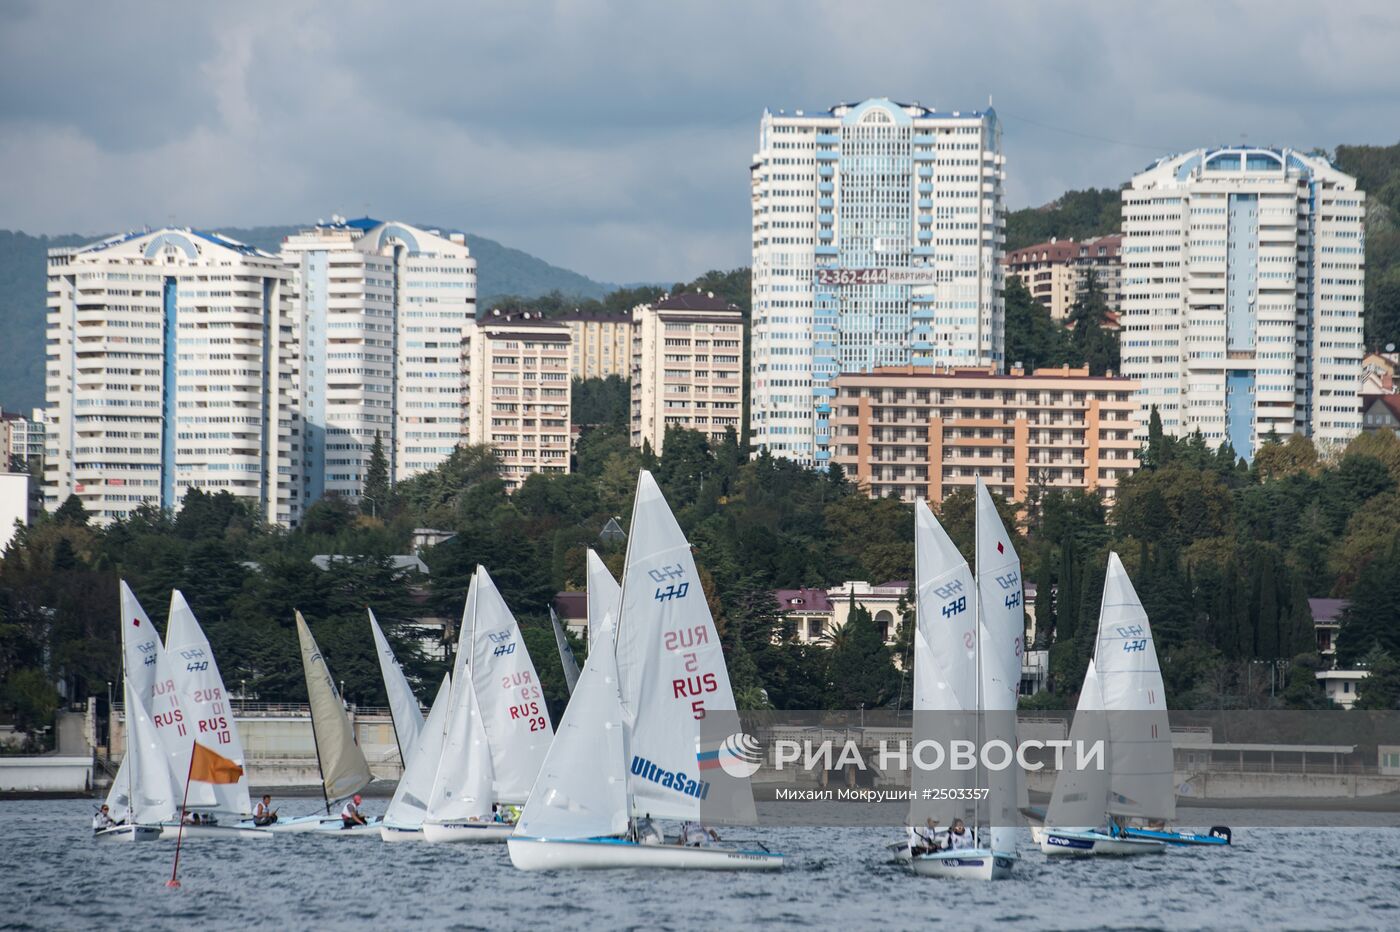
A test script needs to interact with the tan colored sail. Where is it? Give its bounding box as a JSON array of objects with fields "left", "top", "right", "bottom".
[{"left": 296, "top": 611, "right": 372, "bottom": 802}]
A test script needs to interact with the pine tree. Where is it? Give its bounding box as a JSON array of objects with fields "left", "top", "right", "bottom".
[
  {"left": 1057, "top": 539, "right": 1077, "bottom": 641},
  {"left": 361, "top": 431, "right": 391, "bottom": 518}
]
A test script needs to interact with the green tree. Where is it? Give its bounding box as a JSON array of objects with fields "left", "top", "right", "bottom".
[
  {"left": 361, "top": 432, "right": 391, "bottom": 518},
  {"left": 1353, "top": 648, "right": 1400, "bottom": 710},
  {"left": 1002, "top": 277, "right": 1070, "bottom": 371},
  {"left": 825, "top": 601, "right": 900, "bottom": 709}
]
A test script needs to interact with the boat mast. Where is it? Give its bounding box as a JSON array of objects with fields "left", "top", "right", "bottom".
[
  {"left": 973, "top": 481, "right": 985, "bottom": 843},
  {"left": 613, "top": 476, "right": 644, "bottom": 832}
]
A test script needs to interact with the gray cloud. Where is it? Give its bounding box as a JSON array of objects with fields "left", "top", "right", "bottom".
[{"left": 2, "top": 0, "right": 1398, "bottom": 283}]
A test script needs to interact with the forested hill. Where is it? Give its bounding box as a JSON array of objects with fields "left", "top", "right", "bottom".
[{"left": 0, "top": 226, "right": 617, "bottom": 412}]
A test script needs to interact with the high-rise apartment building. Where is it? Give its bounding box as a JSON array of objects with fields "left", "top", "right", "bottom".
[
  {"left": 281, "top": 218, "right": 475, "bottom": 505},
  {"left": 749, "top": 97, "right": 1006, "bottom": 465},
  {"left": 44, "top": 229, "right": 301, "bottom": 525},
  {"left": 1004, "top": 234, "right": 1122, "bottom": 321},
  {"left": 829, "top": 365, "right": 1140, "bottom": 504},
  {"left": 1121, "top": 147, "right": 1365, "bottom": 457},
  {"left": 464, "top": 313, "right": 572, "bottom": 489},
  {"left": 556, "top": 309, "right": 633, "bottom": 380},
  {"left": 630, "top": 292, "right": 744, "bottom": 455}
]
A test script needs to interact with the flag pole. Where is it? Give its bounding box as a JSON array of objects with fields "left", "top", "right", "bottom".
[{"left": 166, "top": 742, "right": 196, "bottom": 889}]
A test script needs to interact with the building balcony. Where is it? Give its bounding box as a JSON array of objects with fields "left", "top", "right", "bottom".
[
  {"left": 816, "top": 132, "right": 839, "bottom": 145},
  {"left": 818, "top": 197, "right": 834, "bottom": 209},
  {"left": 818, "top": 182, "right": 834, "bottom": 194},
  {"left": 817, "top": 213, "right": 834, "bottom": 225},
  {"left": 918, "top": 229, "right": 933, "bottom": 241},
  {"left": 912, "top": 133, "right": 937, "bottom": 145},
  {"left": 819, "top": 165, "right": 835, "bottom": 178},
  {"left": 918, "top": 166, "right": 934, "bottom": 178},
  {"left": 816, "top": 149, "right": 839, "bottom": 162},
  {"left": 819, "top": 228, "right": 834, "bottom": 240},
  {"left": 918, "top": 199, "right": 933, "bottom": 209},
  {"left": 815, "top": 245, "right": 838, "bottom": 256},
  {"left": 918, "top": 183, "right": 933, "bottom": 194},
  {"left": 912, "top": 246, "right": 935, "bottom": 256}
]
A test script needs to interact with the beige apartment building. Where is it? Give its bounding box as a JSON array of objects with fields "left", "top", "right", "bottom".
[
  {"left": 1003, "top": 234, "right": 1122, "bottom": 321},
  {"left": 829, "top": 365, "right": 1140, "bottom": 504},
  {"left": 556, "top": 309, "right": 633, "bottom": 380},
  {"left": 464, "top": 313, "right": 572, "bottom": 490},
  {"left": 631, "top": 293, "right": 744, "bottom": 455}
]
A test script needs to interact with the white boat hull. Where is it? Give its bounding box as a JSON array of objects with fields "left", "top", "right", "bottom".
[
  {"left": 94, "top": 824, "right": 162, "bottom": 843},
  {"left": 1040, "top": 830, "right": 1165, "bottom": 857},
  {"left": 315, "top": 817, "right": 383, "bottom": 836},
  {"left": 233, "top": 814, "right": 327, "bottom": 834},
  {"left": 422, "top": 821, "right": 514, "bottom": 843},
  {"left": 507, "top": 836, "right": 784, "bottom": 872},
  {"left": 887, "top": 841, "right": 912, "bottom": 863},
  {"left": 157, "top": 822, "right": 273, "bottom": 841},
  {"left": 910, "top": 849, "right": 1016, "bottom": 881},
  {"left": 379, "top": 823, "right": 425, "bottom": 843}
]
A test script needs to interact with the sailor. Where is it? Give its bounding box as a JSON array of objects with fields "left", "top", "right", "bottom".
[
  {"left": 678, "top": 821, "right": 719, "bottom": 847},
  {"left": 908, "top": 818, "right": 940, "bottom": 855},
  {"left": 491, "top": 803, "right": 503, "bottom": 823},
  {"left": 92, "top": 804, "right": 116, "bottom": 831},
  {"left": 253, "top": 794, "right": 278, "bottom": 826},
  {"left": 634, "top": 814, "right": 663, "bottom": 846},
  {"left": 341, "top": 794, "right": 367, "bottom": 827},
  {"left": 946, "top": 818, "right": 974, "bottom": 850}
]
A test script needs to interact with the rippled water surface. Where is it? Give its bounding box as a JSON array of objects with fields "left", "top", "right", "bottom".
[{"left": 3, "top": 799, "right": 1399, "bottom": 930}]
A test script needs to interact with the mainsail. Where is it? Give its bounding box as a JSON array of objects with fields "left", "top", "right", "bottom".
[
  {"left": 1096, "top": 553, "right": 1175, "bottom": 822},
  {"left": 909, "top": 500, "right": 978, "bottom": 829},
  {"left": 516, "top": 606, "right": 629, "bottom": 840},
  {"left": 385, "top": 673, "right": 452, "bottom": 828},
  {"left": 426, "top": 662, "right": 496, "bottom": 824},
  {"left": 107, "top": 582, "right": 168, "bottom": 821},
  {"left": 162, "top": 591, "right": 251, "bottom": 814},
  {"left": 586, "top": 548, "right": 622, "bottom": 645},
  {"left": 369, "top": 608, "right": 425, "bottom": 763},
  {"left": 550, "top": 607, "right": 581, "bottom": 695},
  {"left": 296, "top": 611, "right": 372, "bottom": 805},
  {"left": 974, "top": 479, "right": 1024, "bottom": 852},
  {"left": 465, "top": 566, "right": 553, "bottom": 804},
  {"left": 614, "top": 470, "right": 755, "bottom": 823}
]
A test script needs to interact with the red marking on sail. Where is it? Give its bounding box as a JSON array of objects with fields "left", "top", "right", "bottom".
[
  {"left": 996, "top": 541, "right": 1004, "bottom": 553},
  {"left": 133, "top": 617, "right": 141, "bottom": 627}
]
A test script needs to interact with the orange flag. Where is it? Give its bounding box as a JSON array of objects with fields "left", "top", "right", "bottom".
[{"left": 189, "top": 742, "right": 244, "bottom": 784}]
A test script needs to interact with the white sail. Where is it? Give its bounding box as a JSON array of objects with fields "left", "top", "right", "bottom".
[
  {"left": 451, "top": 579, "right": 479, "bottom": 688},
  {"left": 516, "top": 606, "right": 630, "bottom": 840},
  {"left": 161, "top": 591, "right": 251, "bottom": 814},
  {"left": 466, "top": 566, "right": 553, "bottom": 803},
  {"left": 615, "top": 470, "right": 753, "bottom": 823},
  {"left": 296, "top": 611, "right": 372, "bottom": 804},
  {"left": 1095, "top": 553, "right": 1175, "bottom": 822},
  {"left": 974, "top": 478, "right": 1024, "bottom": 852},
  {"left": 426, "top": 662, "right": 496, "bottom": 824},
  {"left": 385, "top": 673, "right": 452, "bottom": 828},
  {"left": 107, "top": 582, "right": 168, "bottom": 821},
  {"left": 550, "top": 607, "right": 581, "bottom": 695},
  {"left": 586, "top": 548, "right": 622, "bottom": 645},
  {"left": 125, "top": 675, "right": 180, "bottom": 824},
  {"left": 910, "top": 499, "right": 978, "bottom": 827},
  {"left": 1044, "top": 660, "right": 1108, "bottom": 831},
  {"left": 369, "top": 608, "right": 424, "bottom": 762}
]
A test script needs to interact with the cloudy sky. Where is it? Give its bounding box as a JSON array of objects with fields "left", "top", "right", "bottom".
[{"left": 2, "top": 1, "right": 1398, "bottom": 283}]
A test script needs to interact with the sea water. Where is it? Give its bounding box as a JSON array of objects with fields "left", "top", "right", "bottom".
[{"left": 3, "top": 799, "right": 1398, "bottom": 930}]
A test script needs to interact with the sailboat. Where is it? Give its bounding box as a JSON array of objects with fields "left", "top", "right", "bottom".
[
  {"left": 380, "top": 673, "right": 452, "bottom": 841},
  {"left": 296, "top": 611, "right": 379, "bottom": 834},
  {"left": 100, "top": 584, "right": 268, "bottom": 841},
  {"left": 370, "top": 608, "right": 425, "bottom": 767},
  {"left": 508, "top": 470, "right": 783, "bottom": 871},
  {"left": 421, "top": 566, "right": 553, "bottom": 842},
  {"left": 901, "top": 481, "right": 1021, "bottom": 880},
  {"left": 1040, "top": 553, "right": 1169, "bottom": 856},
  {"left": 96, "top": 582, "right": 174, "bottom": 842}
]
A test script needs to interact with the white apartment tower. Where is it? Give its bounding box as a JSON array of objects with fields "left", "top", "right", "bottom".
[
  {"left": 464, "top": 313, "right": 572, "bottom": 490},
  {"left": 44, "top": 229, "right": 302, "bottom": 525},
  {"left": 749, "top": 98, "right": 1006, "bottom": 465},
  {"left": 631, "top": 292, "right": 745, "bottom": 455},
  {"left": 1121, "top": 148, "right": 1365, "bottom": 458},
  {"left": 281, "top": 219, "right": 476, "bottom": 505}
]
